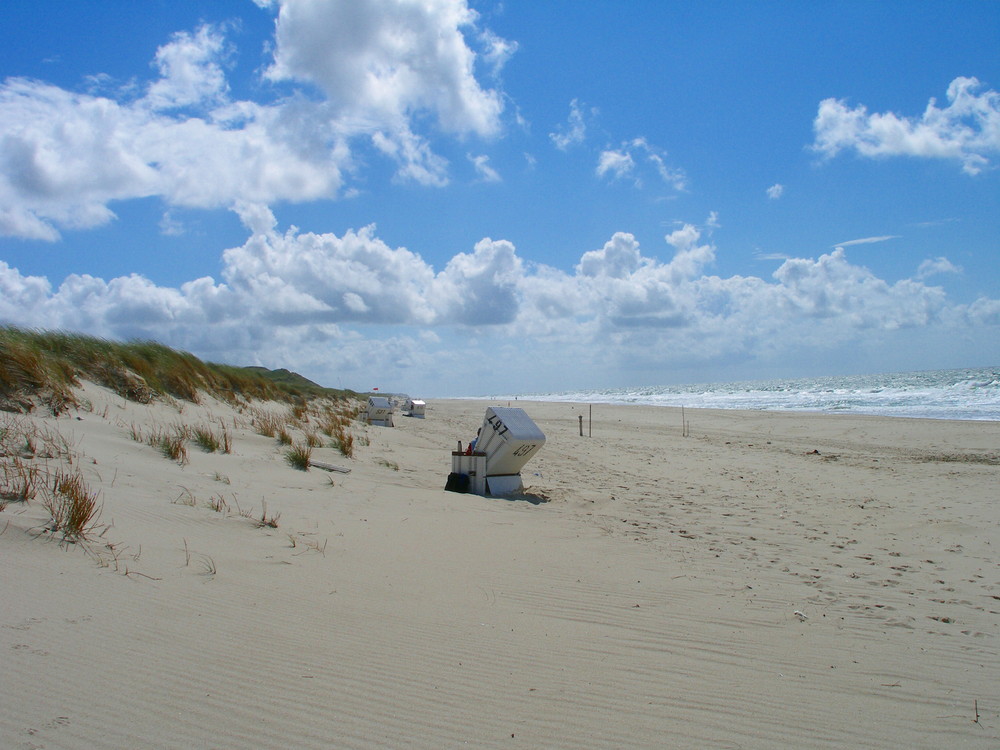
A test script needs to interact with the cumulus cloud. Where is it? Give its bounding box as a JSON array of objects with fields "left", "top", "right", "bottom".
[
  {"left": 145, "top": 24, "right": 231, "bottom": 111},
  {"left": 767, "top": 183, "right": 784, "bottom": 199},
  {"left": 266, "top": 0, "right": 504, "bottom": 137},
  {"left": 432, "top": 238, "right": 523, "bottom": 325},
  {"left": 265, "top": 0, "right": 506, "bottom": 182},
  {"left": 813, "top": 76, "right": 1000, "bottom": 174},
  {"left": 0, "top": 1, "right": 512, "bottom": 240},
  {"left": 0, "top": 25, "right": 340, "bottom": 240},
  {"left": 1, "top": 217, "right": 994, "bottom": 394}
]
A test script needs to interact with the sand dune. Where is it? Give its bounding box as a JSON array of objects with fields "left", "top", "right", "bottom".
[{"left": 2, "top": 384, "right": 997, "bottom": 748}]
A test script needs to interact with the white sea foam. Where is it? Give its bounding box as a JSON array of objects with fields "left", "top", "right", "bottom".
[{"left": 477, "top": 367, "right": 1000, "bottom": 421}]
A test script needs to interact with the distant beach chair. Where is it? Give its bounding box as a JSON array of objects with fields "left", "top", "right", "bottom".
[
  {"left": 404, "top": 399, "right": 426, "bottom": 418},
  {"left": 366, "top": 396, "right": 394, "bottom": 427}
]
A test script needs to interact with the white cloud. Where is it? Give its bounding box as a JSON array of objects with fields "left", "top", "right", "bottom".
[
  {"left": 767, "top": 183, "right": 784, "bottom": 199},
  {"left": 578, "top": 232, "right": 646, "bottom": 279},
  {"left": 0, "top": 218, "right": 994, "bottom": 395},
  {"left": 220, "top": 219, "right": 439, "bottom": 326},
  {"left": 478, "top": 29, "right": 519, "bottom": 78},
  {"left": 596, "top": 138, "right": 686, "bottom": 190},
  {"left": 264, "top": 0, "right": 507, "bottom": 183},
  {"left": 158, "top": 211, "right": 185, "bottom": 237},
  {"left": 266, "top": 0, "right": 504, "bottom": 137},
  {"left": 145, "top": 25, "right": 231, "bottom": 111},
  {"left": 832, "top": 235, "right": 900, "bottom": 248},
  {"left": 468, "top": 153, "right": 501, "bottom": 182},
  {"left": 0, "top": 3, "right": 513, "bottom": 240},
  {"left": 596, "top": 149, "right": 635, "bottom": 181},
  {"left": 915, "top": 257, "right": 962, "bottom": 280},
  {"left": 0, "top": 27, "right": 342, "bottom": 240},
  {"left": 432, "top": 238, "right": 523, "bottom": 325},
  {"left": 813, "top": 76, "right": 1000, "bottom": 174},
  {"left": 549, "top": 99, "right": 588, "bottom": 150}
]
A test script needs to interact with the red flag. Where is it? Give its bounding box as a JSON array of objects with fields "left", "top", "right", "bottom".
[{"left": 372, "top": 387, "right": 378, "bottom": 391}]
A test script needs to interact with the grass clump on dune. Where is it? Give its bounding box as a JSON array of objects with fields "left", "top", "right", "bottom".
[
  {"left": 43, "top": 468, "right": 103, "bottom": 541},
  {"left": 193, "top": 424, "right": 232, "bottom": 454},
  {"left": 285, "top": 442, "right": 313, "bottom": 471}
]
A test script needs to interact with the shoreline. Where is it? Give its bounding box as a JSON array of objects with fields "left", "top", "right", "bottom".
[
  {"left": 442, "top": 395, "right": 1000, "bottom": 423},
  {"left": 435, "top": 365, "right": 1000, "bottom": 422},
  {"left": 2, "top": 386, "right": 997, "bottom": 748}
]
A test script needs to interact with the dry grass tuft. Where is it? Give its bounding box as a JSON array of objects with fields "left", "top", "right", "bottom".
[
  {"left": 193, "top": 425, "right": 221, "bottom": 453},
  {"left": 207, "top": 493, "right": 230, "bottom": 513},
  {"left": 173, "top": 487, "right": 198, "bottom": 506},
  {"left": 1, "top": 456, "right": 43, "bottom": 502},
  {"left": 252, "top": 409, "right": 285, "bottom": 439},
  {"left": 255, "top": 500, "right": 281, "bottom": 528},
  {"left": 322, "top": 411, "right": 356, "bottom": 458},
  {"left": 43, "top": 468, "right": 103, "bottom": 540},
  {"left": 156, "top": 430, "right": 189, "bottom": 465},
  {"left": 285, "top": 442, "right": 312, "bottom": 470}
]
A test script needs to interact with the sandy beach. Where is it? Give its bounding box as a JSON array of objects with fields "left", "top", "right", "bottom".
[{"left": 2, "top": 384, "right": 998, "bottom": 749}]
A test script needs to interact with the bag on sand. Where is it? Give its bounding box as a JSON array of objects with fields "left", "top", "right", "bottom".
[{"left": 444, "top": 472, "right": 470, "bottom": 493}]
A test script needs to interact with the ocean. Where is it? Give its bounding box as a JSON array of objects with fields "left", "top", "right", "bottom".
[{"left": 484, "top": 367, "right": 1000, "bottom": 421}]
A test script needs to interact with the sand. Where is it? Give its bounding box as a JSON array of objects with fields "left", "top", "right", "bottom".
[{"left": 1, "top": 384, "right": 998, "bottom": 749}]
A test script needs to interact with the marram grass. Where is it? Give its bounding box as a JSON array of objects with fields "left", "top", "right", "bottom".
[{"left": 0, "top": 325, "right": 360, "bottom": 412}]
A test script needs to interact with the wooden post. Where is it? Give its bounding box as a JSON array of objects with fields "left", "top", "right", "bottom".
[
  {"left": 578, "top": 414, "right": 583, "bottom": 436},
  {"left": 589, "top": 404, "right": 592, "bottom": 437}
]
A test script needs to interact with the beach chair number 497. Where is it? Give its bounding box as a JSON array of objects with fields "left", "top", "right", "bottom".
[{"left": 485, "top": 414, "right": 509, "bottom": 437}]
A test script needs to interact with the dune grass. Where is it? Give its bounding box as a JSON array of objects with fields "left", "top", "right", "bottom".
[
  {"left": 251, "top": 409, "right": 286, "bottom": 438},
  {"left": 1, "top": 456, "right": 42, "bottom": 502},
  {"left": 193, "top": 424, "right": 232, "bottom": 454},
  {"left": 254, "top": 500, "right": 281, "bottom": 529},
  {"left": 44, "top": 468, "right": 103, "bottom": 540},
  {"left": 0, "top": 327, "right": 367, "bottom": 556},
  {"left": 330, "top": 427, "right": 355, "bottom": 458},
  {"left": 317, "top": 407, "right": 357, "bottom": 458},
  {"left": 0, "top": 325, "right": 359, "bottom": 412},
  {"left": 285, "top": 442, "right": 312, "bottom": 471}
]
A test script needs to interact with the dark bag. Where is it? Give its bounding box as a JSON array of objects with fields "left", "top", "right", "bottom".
[{"left": 444, "top": 472, "right": 470, "bottom": 493}]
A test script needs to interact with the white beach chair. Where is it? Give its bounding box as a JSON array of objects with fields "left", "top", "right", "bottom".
[
  {"left": 366, "top": 396, "right": 394, "bottom": 427},
  {"left": 447, "top": 407, "right": 545, "bottom": 496}
]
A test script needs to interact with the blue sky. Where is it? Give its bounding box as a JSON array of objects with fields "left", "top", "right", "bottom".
[{"left": 1, "top": 0, "right": 998, "bottom": 396}]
